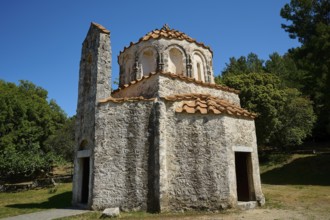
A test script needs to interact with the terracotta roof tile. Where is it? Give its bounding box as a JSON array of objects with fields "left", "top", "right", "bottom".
[
  {"left": 98, "top": 96, "right": 155, "bottom": 104},
  {"left": 91, "top": 22, "right": 110, "bottom": 34},
  {"left": 164, "top": 93, "right": 257, "bottom": 119},
  {"left": 120, "top": 24, "right": 212, "bottom": 55},
  {"left": 111, "top": 72, "right": 240, "bottom": 95}
]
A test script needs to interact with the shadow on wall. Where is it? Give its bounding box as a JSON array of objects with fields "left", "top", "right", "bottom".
[
  {"left": 6, "top": 191, "right": 72, "bottom": 209},
  {"left": 261, "top": 154, "right": 330, "bottom": 186}
]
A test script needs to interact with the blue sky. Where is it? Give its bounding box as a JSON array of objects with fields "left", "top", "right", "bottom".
[{"left": 0, "top": 0, "right": 299, "bottom": 117}]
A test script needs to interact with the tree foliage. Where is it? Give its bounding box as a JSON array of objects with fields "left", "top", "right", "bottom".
[
  {"left": 265, "top": 52, "right": 307, "bottom": 90},
  {"left": 221, "top": 73, "right": 316, "bottom": 148},
  {"left": 0, "top": 80, "right": 67, "bottom": 181},
  {"left": 222, "top": 53, "right": 265, "bottom": 76},
  {"left": 281, "top": 0, "right": 330, "bottom": 138},
  {"left": 280, "top": 0, "right": 330, "bottom": 44},
  {"left": 219, "top": 0, "right": 330, "bottom": 141},
  {"left": 44, "top": 116, "right": 75, "bottom": 162}
]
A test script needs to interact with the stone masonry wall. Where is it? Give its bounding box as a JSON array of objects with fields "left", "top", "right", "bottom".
[
  {"left": 118, "top": 38, "right": 214, "bottom": 86},
  {"left": 73, "top": 23, "right": 111, "bottom": 207},
  {"left": 112, "top": 74, "right": 240, "bottom": 106},
  {"left": 158, "top": 75, "right": 240, "bottom": 106},
  {"left": 75, "top": 22, "right": 264, "bottom": 212},
  {"left": 160, "top": 101, "right": 234, "bottom": 211},
  {"left": 92, "top": 101, "right": 157, "bottom": 211},
  {"left": 112, "top": 74, "right": 159, "bottom": 99},
  {"left": 222, "top": 116, "right": 265, "bottom": 205}
]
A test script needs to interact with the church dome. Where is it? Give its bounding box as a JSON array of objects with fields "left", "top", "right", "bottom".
[
  {"left": 118, "top": 25, "right": 215, "bottom": 86},
  {"left": 123, "top": 24, "right": 212, "bottom": 54}
]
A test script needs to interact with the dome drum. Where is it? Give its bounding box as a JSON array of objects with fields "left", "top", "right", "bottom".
[{"left": 118, "top": 25, "right": 214, "bottom": 86}]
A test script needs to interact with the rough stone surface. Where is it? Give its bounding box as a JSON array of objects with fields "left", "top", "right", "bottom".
[
  {"left": 221, "top": 116, "right": 264, "bottom": 205},
  {"left": 164, "top": 111, "right": 232, "bottom": 211},
  {"left": 73, "top": 23, "right": 264, "bottom": 212},
  {"left": 92, "top": 101, "right": 155, "bottom": 211},
  {"left": 112, "top": 74, "right": 159, "bottom": 99},
  {"left": 158, "top": 75, "right": 240, "bottom": 106},
  {"left": 112, "top": 74, "right": 240, "bottom": 106},
  {"left": 118, "top": 37, "right": 214, "bottom": 86},
  {"left": 159, "top": 101, "right": 264, "bottom": 211},
  {"left": 102, "top": 207, "right": 120, "bottom": 218},
  {"left": 72, "top": 22, "right": 111, "bottom": 207},
  {"left": 237, "top": 201, "right": 257, "bottom": 210}
]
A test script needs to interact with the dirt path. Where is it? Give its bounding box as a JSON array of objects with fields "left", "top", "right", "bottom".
[
  {"left": 157, "top": 208, "right": 329, "bottom": 220},
  {"left": 3, "top": 207, "right": 327, "bottom": 220},
  {"left": 215, "top": 208, "right": 327, "bottom": 220},
  {"left": 1, "top": 208, "right": 89, "bottom": 220}
]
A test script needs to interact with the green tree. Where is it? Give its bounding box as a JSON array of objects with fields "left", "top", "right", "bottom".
[
  {"left": 281, "top": 0, "right": 330, "bottom": 139},
  {"left": 0, "top": 80, "right": 67, "bottom": 181},
  {"left": 265, "top": 52, "right": 307, "bottom": 89},
  {"left": 221, "top": 53, "right": 265, "bottom": 76},
  {"left": 221, "top": 73, "right": 316, "bottom": 148},
  {"left": 276, "top": 88, "right": 316, "bottom": 146},
  {"left": 44, "top": 116, "right": 75, "bottom": 162}
]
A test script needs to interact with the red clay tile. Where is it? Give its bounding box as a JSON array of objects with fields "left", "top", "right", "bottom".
[
  {"left": 91, "top": 22, "right": 110, "bottom": 34},
  {"left": 98, "top": 96, "right": 155, "bottom": 104},
  {"left": 119, "top": 24, "right": 213, "bottom": 56},
  {"left": 164, "top": 93, "right": 256, "bottom": 119}
]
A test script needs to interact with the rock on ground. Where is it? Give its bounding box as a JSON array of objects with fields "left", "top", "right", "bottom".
[{"left": 101, "top": 207, "right": 120, "bottom": 218}]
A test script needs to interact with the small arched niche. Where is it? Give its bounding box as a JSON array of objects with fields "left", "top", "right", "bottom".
[
  {"left": 192, "top": 53, "right": 205, "bottom": 82},
  {"left": 140, "top": 49, "right": 156, "bottom": 75},
  {"left": 79, "top": 139, "right": 88, "bottom": 150},
  {"left": 168, "top": 48, "right": 184, "bottom": 75}
]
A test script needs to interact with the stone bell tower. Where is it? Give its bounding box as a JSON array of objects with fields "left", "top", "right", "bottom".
[{"left": 72, "top": 22, "right": 111, "bottom": 207}]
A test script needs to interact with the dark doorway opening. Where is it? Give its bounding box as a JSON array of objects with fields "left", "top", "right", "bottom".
[
  {"left": 81, "top": 157, "right": 90, "bottom": 204},
  {"left": 235, "top": 152, "right": 255, "bottom": 201}
]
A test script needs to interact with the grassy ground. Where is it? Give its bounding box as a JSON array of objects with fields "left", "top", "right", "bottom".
[
  {"left": 263, "top": 184, "right": 330, "bottom": 212},
  {"left": 58, "top": 210, "right": 241, "bottom": 220},
  {"left": 260, "top": 153, "right": 330, "bottom": 216},
  {"left": 261, "top": 154, "right": 330, "bottom": 185},
  {"left": 52, "top": 163, "right": 74, "bottom": 177},
  {"left": 0, "top": 183, "right": 72, "bottom": 218},
  {"left": 58, "top": 153, "right": 330, "bottom": 219},
  {"left": 1, "top": 153, "right": 329, "bottom": 219}
]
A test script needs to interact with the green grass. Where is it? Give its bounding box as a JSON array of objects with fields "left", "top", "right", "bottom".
[
  {"left": 261, "top": 154, "right": 330, "bottom": 185},
  {"left": 1, "top": 153, "right": 330, "bottom": 219},
  {"left": 260, "top": 153, "right": 330, "bottom": 214},
  {"left": 0, "top": 183, "right": 72, "bottom": 218},
  {"left": 262, "top": 184, "right": 330, "bottom": 213}
]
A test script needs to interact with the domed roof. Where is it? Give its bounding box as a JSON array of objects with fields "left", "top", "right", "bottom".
[{"left": 120, "top": 24, "right": 212, "bottom": 55}]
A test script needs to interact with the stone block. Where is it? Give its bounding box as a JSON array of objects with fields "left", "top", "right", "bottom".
[{"left": 101, "top": 207, "right": 120, "bottom": 218}]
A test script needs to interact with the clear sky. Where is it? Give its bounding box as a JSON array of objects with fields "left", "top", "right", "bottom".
[{"left": 0, "top": 0, "right": 299, "bottom": 117}]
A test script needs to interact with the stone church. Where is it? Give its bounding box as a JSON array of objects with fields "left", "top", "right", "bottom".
[{"left": 72, "top": 22, "right": 265, "bottom": 212}]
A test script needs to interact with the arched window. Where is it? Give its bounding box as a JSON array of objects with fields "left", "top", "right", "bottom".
[
  {"left": 197, "top": 63, "right": 202, "bottom": 81},
  {"left": 193, "top": 53, "right": 205, "bottom": 82},
  {"left": 168, "top": 48, "right": 184, "bottom": 75},
  {"left": 140, "top": 49, "right": 156, "bottom": 75}
]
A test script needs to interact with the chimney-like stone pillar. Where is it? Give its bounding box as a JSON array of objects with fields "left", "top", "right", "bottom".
[{"left": 73, "top": 22, "right": 111, "bottom": 208}]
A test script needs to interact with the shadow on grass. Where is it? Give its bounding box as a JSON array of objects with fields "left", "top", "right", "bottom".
[
  {"left": 261, "top": 154, "right": 330, "bottom": 186},
  {"left": 6, "top": 191, "right": 72, "bottom": 209}
]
